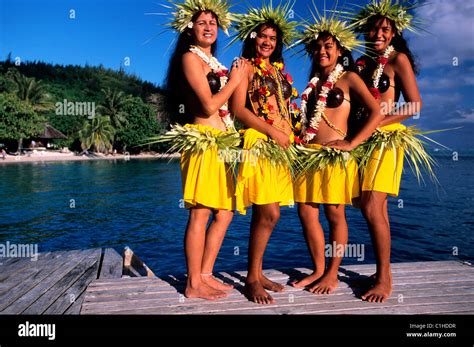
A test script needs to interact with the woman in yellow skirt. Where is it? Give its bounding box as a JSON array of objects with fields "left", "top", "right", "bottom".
[
  {"left": 352, "top": 0, "right": 424, "bottom": 302},
  {"left": 162, "top": 0, "right": 247, "bottom": 300},
  {"left": 290, "top": 13, "right": 383, "bottom": 295},
  {"left": 229, "top": 3, "right": 299, "bottom": 304}
]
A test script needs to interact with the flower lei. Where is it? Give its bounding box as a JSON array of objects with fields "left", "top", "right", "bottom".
[
  {"left": 357, "top": 45, "right": 394, "bottom": 100},
  {"left": 189, "top": 45, "right": 234, "bottom": 130},
  {"left": 299, "top": 63, "right": 345, "bottom": 143},
  {"left": 252, "top": 57, "right": 298, "bottom": 128}
]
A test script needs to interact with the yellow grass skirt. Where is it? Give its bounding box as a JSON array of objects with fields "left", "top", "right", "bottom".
[
  {"left": 180, "top": 124, "right": 235, "bottom": 210},
  {"left": 294, "top": 144, "right": 360, "bottom": 205},
  {"left": 361, "top": 123, "right": 406, "bottom": 196},
  {"left": 235, "top": 128, "right": 293, "bottom": 215}
]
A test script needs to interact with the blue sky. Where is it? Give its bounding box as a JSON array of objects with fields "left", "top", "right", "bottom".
[{"left": 1, "top": 0, "right": 473, "bottom": 149}]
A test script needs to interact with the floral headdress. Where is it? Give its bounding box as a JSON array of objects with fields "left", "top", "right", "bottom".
[
  {"left": 230, "top": 0, "right": 299, "bottom": 46},
  {"left": 163, "top": 0, "right": 234, "bottom": 35},
  {"left": 295, "top": 4, "right": 364, "bottom": 55},
  {"left": 351, "top": 0, "right": 423, "bottom": 34}
]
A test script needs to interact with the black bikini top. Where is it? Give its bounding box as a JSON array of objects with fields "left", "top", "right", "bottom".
[
  {"left": 378, "top": 73, "right": 391, "bottom": 93},
  {"left": 307, "top": 87, "right": 349, "bottom": 109},
  {"left": 207, "top": 72, "right": 221, "bottom": 94},
  {"left": 258, "top": 75, "right": 293, "bottom": 100},
  {"left": 326, "top": 87, "right": 347, "bottom": 108}
]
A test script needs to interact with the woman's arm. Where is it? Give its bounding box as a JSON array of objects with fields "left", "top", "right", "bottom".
[
  {"left": 182, "top": 53, "right": 247, "bottom": 117},
  {"left": 229, "top": 63, "right": 290, "bottom": 148},
  {"left": 379, "top": 52, "right": 422, "bottom": 126},
  {"left": 325, "top": 72, "right": 384, "bottom": 151}
]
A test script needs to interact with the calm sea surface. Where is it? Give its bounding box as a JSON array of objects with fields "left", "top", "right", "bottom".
[{"left": 1, "top": 152, "right": 472, "bottom": 276}]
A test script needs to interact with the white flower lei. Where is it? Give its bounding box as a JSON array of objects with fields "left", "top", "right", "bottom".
[
  {"left": 189, "top": 45, "right": 234, "bottom": 130},
  {"left": 372, "top": 45, "right": 394, "bottom": 89},
  {"left": 300, "top": 63, "right": 345, "bottom": 143}
]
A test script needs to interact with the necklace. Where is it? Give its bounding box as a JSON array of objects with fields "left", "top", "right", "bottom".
[
  {"left": 189, "top": 45, "right": 234, "bottom": 130},
  {"left": 299, "top": 63, "right": 345, "bottom": 143},
  {"left": 251, "top": 58, "right": 292, "bottom": 128},
  {"left": 358, "top": 45, "right": 394, "bottom": 100}
]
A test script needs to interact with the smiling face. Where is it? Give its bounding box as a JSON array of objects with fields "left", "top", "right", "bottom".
[
  {"left": 367, "top": 17, "right": 395, "bottom": 53},
  {"left": 189, "top": 11, "right": 218, "bottom": 48},
  {"left": 313, "top": 34, "right": 342, "bottom": 70},
  {"left": 254, "top": 25, "right": 277, "bottom": 60}
]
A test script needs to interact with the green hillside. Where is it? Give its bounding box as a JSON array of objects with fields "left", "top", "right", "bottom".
[{"left": 0, "top": 55, "right": 169, "bottom": 154}]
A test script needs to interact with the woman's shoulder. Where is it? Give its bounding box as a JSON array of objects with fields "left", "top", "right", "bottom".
[
  {"left": 392, "top": 51, "right": 410, "bottom": 67},
  {"left": 341, "top": 70, "right": 363, "bottom": 84}
]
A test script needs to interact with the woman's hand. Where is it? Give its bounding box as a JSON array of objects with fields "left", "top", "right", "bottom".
[
  {"left": 269, "top": 127, "right": 291, "bottom": 149},
  {"left": 229, "top": 58, "right": 247, "bottom": 84},
  {"left": 324, "top": 139, "right": 355, "bottom": 151}
]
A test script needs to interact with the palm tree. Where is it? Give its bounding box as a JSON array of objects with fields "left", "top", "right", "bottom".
[
  {"left": 78, "top": 115, "right": 115, "bottom": 154},
  {"left": 6, "top": 69, "right": 52, "bottom": 153},
  {"left": 7, "top": 69, "right": 53, "bottom": 111},
  {"left": 98, "top": 88, "right": 131, "bottom": 130}
]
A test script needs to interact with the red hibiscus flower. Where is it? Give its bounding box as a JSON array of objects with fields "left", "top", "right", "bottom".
[
  {"left": 356, "top": 57, "right": 366, "bottom": 66},
  {"left": 219, "top": 109, "right": 229, "bottom": 117},
  {"left": 258, "top": 86, "right": 269, "bottom": 96},
  {"left": 255, "top": 57, "right": 262, "bottom": 65},
  {"left": 323, "top": 81, "right": 333, "bottom": 88},
  {"left": 378, "top": 57, "right": 389, "bottom": 65},
  {"left": 294, "top": 136, "right": 302, "bottom": 144},
  {"left": 216, "top": 70, "right": 227, "bottom": 77}
]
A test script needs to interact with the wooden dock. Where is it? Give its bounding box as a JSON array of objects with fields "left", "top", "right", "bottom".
[
  {"left": 1, "top": 248, "right": 473, "bottom": 314},
  {"left": 0, "top": 248, "right": 122, "bottom": 314}
]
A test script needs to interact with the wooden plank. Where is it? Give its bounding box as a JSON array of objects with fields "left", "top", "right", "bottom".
[
  {"left": 0, "top": 250, "right": 84, "bottom": 297},
  {"left": 0, "top": 249, "right": 99, "bottom": 312},
  {"left": 98, "top": 248, "right": 122, "bottom": 279},
  {"left": 0, "top": 251, "right": 55, "bottom": 283},
  {"left": 42, "top": 264, "right": 100, "bottom": 315},
  {"left": 82, "top": 280, "right": 474, "bottom": 307},
  {"left": 80, "top": 284, "right": 474, "bottom": 315},
  {"left": 3, "top": 249, "right": 101, "bottom": 314},
  {"left": 123, "top": 247, "right": 155, "bottom": 277},
  {"left": 65, "top": 291, "right": 86, "bottom": 315}
]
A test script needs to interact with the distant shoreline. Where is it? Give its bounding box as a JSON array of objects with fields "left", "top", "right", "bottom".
[{"left": 0, "top": 152, "right": 180, "bottom": 165}]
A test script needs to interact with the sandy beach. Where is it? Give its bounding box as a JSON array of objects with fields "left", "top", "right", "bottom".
[{"left": 0, "top": 150, "right": 180, "bottom": 164}]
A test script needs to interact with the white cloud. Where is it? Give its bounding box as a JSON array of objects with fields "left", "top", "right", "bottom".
[
  {"left": 445, "top": 109, "right": 474, "bottom": 124},
  {"left": 409, "top": 0, "right": 474, "bottom": 69},
  {"left": 418, "top": 68, "right": 474, "bottom": 90}
]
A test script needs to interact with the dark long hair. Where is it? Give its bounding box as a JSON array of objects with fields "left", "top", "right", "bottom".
[
  {"left": 363, "top": 15, "right": 419, "bottom": 75},
  {"left": 307, "top": 32, "right": 356, "bottom": 79},
  {"left": 164, "top": 11, "right": 219, "bottom": 126},
  {"left": 241, "top": 22, "right": 284, "bottom": 63}
]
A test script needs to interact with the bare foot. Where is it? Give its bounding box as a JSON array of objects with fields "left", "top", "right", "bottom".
[
  {"left": 361, "top": 276, "right": 392, "bottom": 303},
  {"left": 244, "top": 281, "right": 275, "bottom": 304},
  {"left": 185, "top": 282, "right": 228, "bottom": 301},
  {"left": 308, "top": 273, "right": 339, "bottom": 295},
  {"left": 201, "top": 274, "right": 234, "bottom": 291},
  {"left": 290, "top": 271, "right": 324, "bottom": 288},
  {"left": 261, "top": 274, "right": 285, "bottom": 292}
]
